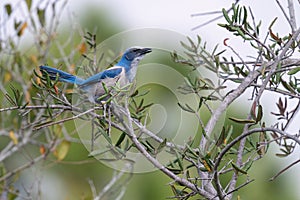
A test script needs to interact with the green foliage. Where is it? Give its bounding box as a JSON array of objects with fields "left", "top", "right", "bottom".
[
  {"left": 0, "top": 1, "right": 126, "bottom": 199},
  {"left": 0, "top": 1, "right": 300, "bottom": 200},
  {"left": 166, "top": 3, "right": 300, "bottom": 199}
]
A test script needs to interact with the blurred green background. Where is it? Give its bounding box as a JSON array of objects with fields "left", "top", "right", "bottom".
[{"left": 0, "top": 1, "right": 299, "bottom": 199}]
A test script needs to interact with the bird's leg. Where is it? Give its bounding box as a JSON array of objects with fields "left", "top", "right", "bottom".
[
  {"left": 108, "top": 105, "right": 112, "bottom": 135},
  {"left": 103, "top": 102, "right": 107, "bottom": 118},
  {"left": 100, "top": 102, "right": 112, "bottom": 136}
]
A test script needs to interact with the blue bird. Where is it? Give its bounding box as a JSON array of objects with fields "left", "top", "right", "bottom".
[{"left": 40, "top": 47, "right": 152, "bottom": 103}]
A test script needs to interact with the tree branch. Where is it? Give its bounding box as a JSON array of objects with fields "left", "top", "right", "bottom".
[
  {"left": 287, "top": 0, "right": 297, "bottom": 33},
  {"left": 113, "top": 99, "right": 216, "bottom": 199},
  {"left": 213, "top": 127, "right": 300, "bottom": 199},
  {"left": 269, "top": 159, "right": 300, "bottom": 181},
  {"left": 201, "top": 28, "right": 300, "bottom": 149}
]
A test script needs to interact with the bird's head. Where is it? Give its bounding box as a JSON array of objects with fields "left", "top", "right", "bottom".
[{"left": 117, "top": 47, "right": 152, "bottom": 70}]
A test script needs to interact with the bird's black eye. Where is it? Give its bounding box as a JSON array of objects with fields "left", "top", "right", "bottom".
[{"left": 125, "top": 49, "right": 140, "bottom": 61}]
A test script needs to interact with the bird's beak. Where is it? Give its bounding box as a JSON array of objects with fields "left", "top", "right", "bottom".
[{"left": 138, "top": 48, "right": 152, "bottom": 55}]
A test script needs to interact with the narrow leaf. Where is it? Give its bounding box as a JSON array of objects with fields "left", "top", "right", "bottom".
[
  {"left": 5, "top": 4, "right": 12, "bottom": 16},
  {"left": 174, "top": 150, "right": 184, "bottom": 171},
  {"left": 115, "top": 132, "right": 126, "bottom": 147},
  {"left": 242, "top": 6, "right": 247, "bottom": 24},
  {"left": 201, "top": 157, "right": 212, "bottom": 172},
  {"left": 287, "top": 67, "right": 300, "bottom": 75},
  {"left": 222, "top": 8, "right": 232, "bottom": 24},
  {"left": 101, "top": 130, "right": 112, "bottom": 144},
  {"left": 281, "top": 78, "right": 295, "bottom": 93},
  {"left": 185, "top": 144, "right": 198, "bottom": 158},
  {"left": 177, "top": 103, "right": 195, "bottom": 113},
  {"left": 216, "top": 127, "right": 226, "bottom": 147},
  {"left": 37, "top": 8, "right": 46, "bottom": 26},
  {"left": 256, "top": 105, "right": 263, "bottom": 123},
  {"left": 229, "top": 117, "right": 256, "bottom": 124},
  {"left": 54, "top": 140, "right": 70, "bottom": 161},
  {"left": 25, "top": 0, "right": 32, "bottom": 10},
  {"left": 225, "top": 125, "right": 233, "bottom": 145},
  {"left": 156, "top": 138, "right": 167, "bottom": 153},
  {"left": 242, "top": 160, "right": 253, "bottom": 172},
  {"left": 231, "top": 162, "right": 247, "bottom": 174},
  {"left": 18, "top": 22, "right": 28, "bottom": 36},
  {"left": 9, "top": 131, "right": 18, "bottom": 145}
]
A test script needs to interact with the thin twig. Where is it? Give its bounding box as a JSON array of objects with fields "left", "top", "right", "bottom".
[
  {"left": 202, "top": 28, "right": 300, "bottom": 148},
  {"left": 114, "top": 99, "right": 216, "bottom": 199},
  {"left": 225, "top": 179, "right": 255, "bottom": 197},
  {"left": 88, "top": 179, "right": 97, "bottom": 199},
  {"left": 276, "top": 0, "right": 294, "bottom": 31},
  {"left": 283, "top": 100, "right": 300, "bottom": 131},
  {"left": 226, "top": 122, "right": 249, "bottom": 199},
  {"left": 95, "top": 162, "right": 133, "bottom": 200},
  {"left": 33, "top": 107, "right": 100, "bottom": 131},
  {"left": 191, "top": 0, "right": 241, "bottom": 30},
  {"left": 0, "top": 154, "right": 45, "bottom": 182},
  {"left": 225, "top": 44, "right": 251, "bottom": 71},
  {"left": 213, "top": 127, "right": 300, "bottom": 199},
  {"left": 0, "top": 104, "right": 73, "bottom": 112},
  {"left": 269, "top": 159, "right": 300, "bottom": 181},
  {"left": 287, "top": 0, "right": 297, "bottom": 33},
  {"left": 191, "top": 11, "right": 222, "bottom": 17}
]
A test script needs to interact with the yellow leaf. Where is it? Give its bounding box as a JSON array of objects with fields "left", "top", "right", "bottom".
[
  {"left": 9, "top": 131, "right": 18, "bottom": 145},
  {"left": 4, "top": 72, "right": 12, "bottom": 83},
  {"left": 202, "top": 159, "right": 212, "bottom": 172},
  {"left": 77, "top": 42, "right": 87, "bottom": 55},
  {"left": 54, "top": 85, "right": 59, "bottom": 95},
  {"left": 65, "top": 89, "right": 74, "bottom": 94},
  {"left": 69, "top": 64, "right": 75, "bottom": 74},
  {"left": 36, "top": 77, "right": 41, "bottom": 85},
  {"left": 18, "top": 22, "right": 28, "bottom": 36},
  {"left": 30, "top": 55, "right": 38, "bottom": 65},
  {"left": 40, "top": 145, "right": 46, "bottom": 155},
  {"left": 25, "top": 91, "right": 31, "bottom": 103},
  {"left": 53, "top": 140, "right": 70, "bottom": 161}
]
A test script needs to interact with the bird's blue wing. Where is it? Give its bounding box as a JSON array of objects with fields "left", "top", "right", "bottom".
[
  {"left": 80, "top": 67, "right": 123, "bottom": 87},
  {"left": 40, "top": 65, "right": 84, "bottom": 85}
]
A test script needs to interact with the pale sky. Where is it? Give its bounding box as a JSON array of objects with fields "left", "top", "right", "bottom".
[{"left": 1, "top": 0, "right": 300, "bottom": 197}]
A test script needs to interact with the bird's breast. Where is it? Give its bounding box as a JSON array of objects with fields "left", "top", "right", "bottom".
[{"left": 92, "top": 67, "right": 129, "bottom": 102}]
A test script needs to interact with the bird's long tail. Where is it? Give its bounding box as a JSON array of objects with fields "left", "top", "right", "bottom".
[{"left": 39, "top": 65, "right": 84, "bottom": 85}]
